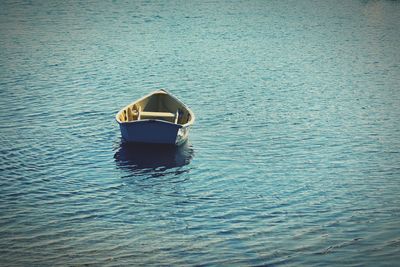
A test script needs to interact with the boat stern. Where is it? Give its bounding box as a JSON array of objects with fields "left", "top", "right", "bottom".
[{"left": 119, "top": 120, "right": 183, "bottom": 145}]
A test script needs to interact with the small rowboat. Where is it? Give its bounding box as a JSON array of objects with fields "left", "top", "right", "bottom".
[{"left": 116, "top": 89, "right": 195, "bottom": 145}]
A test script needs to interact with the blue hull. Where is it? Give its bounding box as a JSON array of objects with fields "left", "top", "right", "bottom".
[{"left": 119, "top": 120, "right": 182, "bottom": 145}]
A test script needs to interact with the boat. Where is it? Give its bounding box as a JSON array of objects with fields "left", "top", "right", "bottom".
[{"left": 116, "top": 89, "right": 195, "bottom": 145}]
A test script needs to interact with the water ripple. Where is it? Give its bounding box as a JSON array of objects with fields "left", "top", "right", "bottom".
[{"left": 1, "top": 0, "right": 400, "bottom": 266}]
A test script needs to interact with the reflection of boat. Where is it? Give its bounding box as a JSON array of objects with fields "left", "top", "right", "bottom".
[
  {"left": 115, "top": 89, "right": 195, "bottom": 145},
  {"left": 114, "top": 141, "right": 194, "bottom": 171}
]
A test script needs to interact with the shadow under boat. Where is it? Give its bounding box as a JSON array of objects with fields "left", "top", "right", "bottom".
[{"left": 114, "top": 141, "right": 194, "bottom": 172}]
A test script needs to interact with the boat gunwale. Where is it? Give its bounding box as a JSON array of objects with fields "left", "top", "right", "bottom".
[{"left": 115, "top": 89, "right": 195, "bottom": 127}]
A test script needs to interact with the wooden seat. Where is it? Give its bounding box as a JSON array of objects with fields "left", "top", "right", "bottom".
[{"left": 140, "top": 111, "right": 175, "bottom": 119}]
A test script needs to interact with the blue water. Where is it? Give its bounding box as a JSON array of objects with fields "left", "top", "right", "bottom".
[{"left": 1, "top": 0, "right": 400, "bottom": 265}]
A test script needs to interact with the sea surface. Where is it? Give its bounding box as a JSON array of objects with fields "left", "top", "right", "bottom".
[{"left": 1, "top": 0, "right": 400, "bottom": 266}]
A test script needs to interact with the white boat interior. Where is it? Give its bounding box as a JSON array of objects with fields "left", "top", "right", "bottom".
[{"left": 117, "top": 91, "right": 192, "bottom": 125}]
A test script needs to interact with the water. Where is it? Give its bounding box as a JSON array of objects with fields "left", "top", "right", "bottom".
[{"left": 1, "top": 0, "right": 400, "bottom": 265}]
